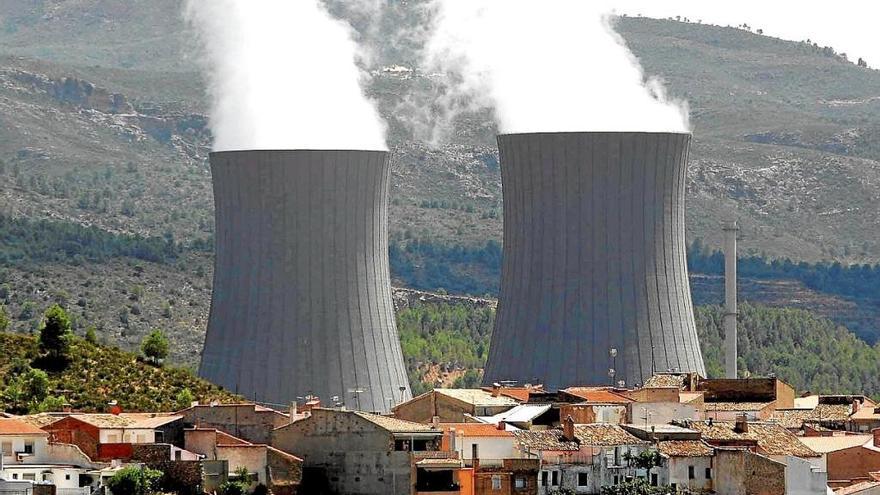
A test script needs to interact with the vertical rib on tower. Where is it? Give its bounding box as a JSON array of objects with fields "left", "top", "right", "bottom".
[
  {"left": 200, "top": 150, "right": 411, "bottom": 412},
  {"left": 483, "top": 132, "right": 705, "bottom": 389}
]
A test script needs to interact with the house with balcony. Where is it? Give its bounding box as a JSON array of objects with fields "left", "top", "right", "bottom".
[
  {"left": 440, "top": 422, "right": 539, "bottom": 494},
  {"left": 272, "top": 408, "right": 456, "bottom": 495},
  {"left": 514, "top": 417, "right": 652, "bottom": 494},
  {"left": 0, "top": 418, "right": 104, "bottom": 494}
]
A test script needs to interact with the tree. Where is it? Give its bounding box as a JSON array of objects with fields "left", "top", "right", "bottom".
[
  {"left": 105, "top": 466, "right": 163, "bottom": 495},
  {"left": 175, "top": 388, "right": 194, "bottom": 410},
  {"left": 141, "top": 329, "right": 169, "bottom": 364},
  {"left": 38, "top": 304, "right": 72, "bottom": 368},
  {"left": 0, "top": 305, "right": 9, "bottom": 332},
  {"left": 84, "top": 326, "right": 98, "bottom": 344}
]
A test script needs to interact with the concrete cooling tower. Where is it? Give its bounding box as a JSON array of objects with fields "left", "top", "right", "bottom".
[
  {"left": 200, "top": 150, "right": 411, "bottom": 413},
  {"left": 483, "top": 132, "right": 705, "bottom": 390}
]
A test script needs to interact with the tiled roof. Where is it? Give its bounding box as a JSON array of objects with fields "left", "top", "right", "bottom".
[
  {"left": 63, "top": 413, "right": 182, "bottom": 429},
  {"left": 574, "top": 424, "right": 646, "bottom": 446},
  {"left": 563, "top": 388, "right": 634, "bottom": 404},
  {"left": 771, "top": 404, "right": 853, "bottom": 428},
  {"left": 834, "top": 481, "right": 880, "bottom": 495},
  {"left": 16, "top": 413, "right": 70, "bottom": 428},
  {"left": 658, "top": 440, "right": 714, "bottom": 457},
  {"left": 688, "top": 421, "right": 819, "bottom": 458},
  {"left": 0, "top": 418, "right": 49, "bottom": 436},
  {"left": 514, "top": 429, "right": 580, "bottom": 452},
  {"left": 435, "top": 389, "right": 520, "bottom": 407},
  {"left": 705, "top": 402, "right": 773, "bottom": 412},
  {"left": 440, "top": 423, "right": 513, "bottom": 438},
  {"left": 798, "top": 435, "right": 873, "bottom": 453},
  {"left": 644, "top": 374, "right": 686, "bottom": 389},
  {"left": 354, "top": 412, "right": 438, "bottom": 433}
]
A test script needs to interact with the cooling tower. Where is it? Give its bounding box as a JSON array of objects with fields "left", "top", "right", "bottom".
[
  {"left": 200, "top": 150, "right": 411, "bottom": 412},
  {"left": 483, "top": 132, "right": 705, "bottom": 390}
]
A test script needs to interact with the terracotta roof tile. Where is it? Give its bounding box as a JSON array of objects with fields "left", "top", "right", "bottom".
[
  {"left": 834, "top": 481, "right": 880, "bottom": 495},
  {"left": 657, "top": 440, "right": 714, "bottom": 457},
  {"left": 0, "top": 418, "right": 49, "bottom": 436},
  {"left": 573, "top": 424, "right": 646, "bottom": 446},
  {"left": 771, "top": 404, "right": 853, "bottom": 428},
  {"left": 435, "top": 389, "right": 520, "bottom": 407},
  {"left": 644, "top": 374, "right": 687, "bottom": 389},
  {"left": 514, "top": 430, "right": 580, "bottom": 452},
  {"left": 354, "top": 412, "right": 438, "bottom": 433},
  {"left": 440, "top": 423, "right": 513, "bottom": 437},
  {"left": 687, "top": 421, "right": 819, "bottom": 458},
  {"left": 705, "top": 402, "right": 773, "bottom": 412},
  {"left": 563, "top": 388, "right": 634, "bottom": 404}
]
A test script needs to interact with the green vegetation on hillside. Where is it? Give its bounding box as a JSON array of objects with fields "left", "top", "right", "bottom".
[
  {"left": 397, "top": 301, "right": 495, "bottom": 394},
  {"left": 397, "top": 301, "right": 880, "bottom": 397},
  {"left": 688, "top": 238, "right": 880, "bottom": 301},
  {"left": 0, "top": 330, "right": 239, "bottom": 413},
  {"left": 0, "top": 214, "right": 179, "bottom": 266},
  {"left": 696, "top": 303, "right": 880, "bottom": 395}
]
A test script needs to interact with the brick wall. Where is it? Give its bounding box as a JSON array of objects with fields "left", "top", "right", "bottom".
[{"left": 827, "top": 446, "right": 880, "bottom": 483}]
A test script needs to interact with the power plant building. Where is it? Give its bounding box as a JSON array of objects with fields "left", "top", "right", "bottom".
[
  {"left": 483, "top": 132, "right": 706, "bottom": 390},
  {"left": 200, "top": 150, "right": 411, "bottom": 412}
]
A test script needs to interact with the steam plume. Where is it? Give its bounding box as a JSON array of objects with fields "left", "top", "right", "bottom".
[
  {"left": 422, "top": 1, "right": 689, "bottom": 137},
  {"left": 183, "top": 0, "right": 387, "bottom": 151}
]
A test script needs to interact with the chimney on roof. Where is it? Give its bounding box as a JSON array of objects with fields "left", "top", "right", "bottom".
[
  {"left": 497, "top": 421, "right": 506, "bottom": 431},
  {"left": 853, "top": 399, "right": 861, "bottom": 415},
  {"left": 432, "top": 416, "right": 440, "bottom": 429},
  {"left": 289, "top": 402, "right": 298, "bottom": 424},
  {"left": 734, "top": 414, "right": 749, "bottom": 434},
  {"left": 491, "top": 385, "right": 500, "bottom": 397},
  {"left": 873, "top": 428, "right": 880, "bottom": 449},
  {"left": 563, "top": 415, "right": 576, "bottom": 442}
]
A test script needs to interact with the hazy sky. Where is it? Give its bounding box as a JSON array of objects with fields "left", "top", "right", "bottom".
[{"left": 613, "top": 1, "right": 880, "bottom": 67}]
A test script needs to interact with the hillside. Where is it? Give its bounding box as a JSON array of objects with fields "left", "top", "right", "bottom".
[
  {"left": 0, "top": 1, "right": 880, "bottom": 395},
  {"left": 0, "top": 332, "right": 239, "bottom": 413}
]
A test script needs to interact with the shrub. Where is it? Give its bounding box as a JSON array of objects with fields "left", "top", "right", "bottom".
[
  {"left": 141, "top": 329, "right": 169, "bottom": 364},
  {"left": 106, "top": 465, "right": 163, "bottom": 495},
  {"left": 38, "top": 304, "right": 72, "bottom": 369}
]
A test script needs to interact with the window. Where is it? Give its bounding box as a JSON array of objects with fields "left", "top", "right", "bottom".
[
  {"left": 492, "top": 475, "right": 502, "bottom": 490},
  {"left": 551, "top": 471, "right": 559, "bottom": 486},
  {"left": 541, "top": 471, "right": 548, "bottom": 486},
  {"left": 66, "top": 474, "right": 71, "bottom": 480},
  {"left": 578, "top": 472, "right": 589, "bottom": 487},
  {"left": 12, "top": 473, "right": 18, "bottom": 480},
  {"left": 23, "top": 441, "right": 34, "bottom": 454},
  {"left": 688, "top": 466, "right": 695, "bottom": 480},
  {"left": 515, "top": 477, "right": 526, "bottom": 489},
  {"left": 705, "top": 467, "right": 712, "bottom": 480},
  {"left": 651, "top": 473, "right": 658, "bottom": 486},
  {"left": 107, "top": 434, "right": 118, "bottom": 443},
  {"left": 23, "top": 473, "right": 36, "bottom": 481}
]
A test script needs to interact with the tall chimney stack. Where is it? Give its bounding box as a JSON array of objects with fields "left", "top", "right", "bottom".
[{"left": 723, "top": 221, "right": 739, "bottom": 379}]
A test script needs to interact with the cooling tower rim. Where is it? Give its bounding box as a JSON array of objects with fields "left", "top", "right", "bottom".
[
  {"left": 209, "top": 149, "right": 389, "bottom": 158},
  {"left": 497, "top": 131, "right": 692, "bottom": 138}
]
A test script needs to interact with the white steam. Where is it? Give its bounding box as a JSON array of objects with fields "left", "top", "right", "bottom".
[
  {"left": 183, "top": 0, "right": 387, "bottom": 151},
  {"left": 423, "top": 1, "right": 690, "bottom": 135}
]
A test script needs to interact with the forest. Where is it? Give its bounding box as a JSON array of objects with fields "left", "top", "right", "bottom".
[{"left": 397, "top": 300, "right": 880, "bottom": 397}]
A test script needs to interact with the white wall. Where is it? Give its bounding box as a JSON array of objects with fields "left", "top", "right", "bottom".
[
  {"left": 783, "top": 455, "right": 827, "bottom": 495},
  {"left": 454, "top": 435, "right": 518, "bottom": 466},
  {"left": 666, "top": 457, "right": 713, "bottom": 492},
  {"left": 1, "top": 466, "right": 87, "bottom": 490},
  {"left": 0, "top": 435, "right": 49, "bottom": 462},
  {"left": 98, "top": 428, "right": 155, "bottom": 444}
]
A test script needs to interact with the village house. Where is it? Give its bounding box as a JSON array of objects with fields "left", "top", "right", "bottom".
[
  {"left": 698, "top": 377, "right": 796, "bottom": 421},
  {"left": 622, "top": 423, "right": 714, "bottom": 492},
  {"left": 393, "top": 389, "right": 521, "bottom": 424},
  {"left": 713, "top": 447, "right": 787, "bottom": 495},
  {"left": 177, "top": 402, "right": 295, "bottom": 445},
  {"left": 686, "top": 416, "right": 827, "bottom": 494},
  {"left": 798, "top": 429, "right": 880, "bottom": 490},
  {"left": 0, "top": 418, "right": 104, "bottom": 494},
  {"left": 772, "top": 395, "right": 871, "bottom": 433},
  {"left": 475, "top": 404, "right": 556, "bottom": 431},
  {"left": 40, "top": 413, "right": 186, "bottom": 461},
  {"left": 625, "top": 386, "right": 703, "bottom": 425},
  {"left": 440, "top": 423, "right": 539, "bottom": 494},
  {"left": 272, "top": 408, "right": 453, "bottom": 495},
  {"left": 185, "top": 427, "right": 302, "bottom": 494},
  {"left": 514, "top": 418, "right": 652, "bottom": 494}
]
